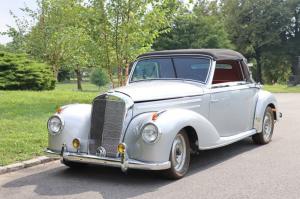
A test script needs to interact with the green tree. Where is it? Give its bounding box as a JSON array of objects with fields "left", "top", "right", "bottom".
[
  {"left": 1, "top": 11, "right": 29, "bottom": 53},
  {"left": 59, "top": 27, "right": 95, "bottom": 90},
  {"left": 87, "top": 0, "right": 173, "bottom": 87},
  {"left": 26, "top": 0, "right": 86, "bottom": 81},
  {"left": 13, "top": 0, "right": 96, "bottom": 90},
  {"left": 9, "top": 0, "right": 173, "bottom": 88},
  {"left": 223, "top": 0, "right": 292, "bottom": 83},
  {"left": 153, "top": 1, "right": 233, "bottom": 50},
  {"left": 283, "top": 0, "right": 300, "bottom": 80}
]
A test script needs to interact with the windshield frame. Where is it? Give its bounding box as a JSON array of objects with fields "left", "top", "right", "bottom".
[{"left": 128, "top": 55, "right": 213, "bottom": 85}]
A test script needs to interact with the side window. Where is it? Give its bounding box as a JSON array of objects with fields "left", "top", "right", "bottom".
[
  {"left": 212, "top": 60, "right": 244, "bottom": 84},
  {"left": 173, "top": 58, "right": 211, "bottom": 83}
]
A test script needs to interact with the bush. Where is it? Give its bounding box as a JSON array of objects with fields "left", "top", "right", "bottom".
[
  {"left": 90, "top": 67, "right": 109, "bottom": 87},
  {"left": 0, "top": 51, "right": 55, "bottom": 90}
]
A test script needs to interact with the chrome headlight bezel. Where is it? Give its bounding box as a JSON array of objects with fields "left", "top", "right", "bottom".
[
  {"left": 47, "top": 115, "right": 64, "bottom": 135},
  {"left": 141, "top": 123, "right": 160, "bottom": 144}
]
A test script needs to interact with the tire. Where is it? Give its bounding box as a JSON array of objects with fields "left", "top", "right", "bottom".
[
  {"left": 165, "top": 130, "right": 190, "bottom": 179},
  {"left": 252, "top": 106, "right": 274, "bottom": 145}
]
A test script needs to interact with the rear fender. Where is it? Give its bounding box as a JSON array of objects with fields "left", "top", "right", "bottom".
[{"left": 254, "top": 90, "right": 279, "bottom": 133}]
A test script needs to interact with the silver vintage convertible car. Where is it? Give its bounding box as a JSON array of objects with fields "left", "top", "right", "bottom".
[{"left": 45, "top": 49, "right": 281, "bottom": 179}]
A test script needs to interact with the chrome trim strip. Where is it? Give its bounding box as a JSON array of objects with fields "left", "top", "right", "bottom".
[{"left": 44, "top": 149, "right": 171, "bottom": 171}]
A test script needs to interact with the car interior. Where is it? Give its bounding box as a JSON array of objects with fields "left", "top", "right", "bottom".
[{"left": 212, "top": 60, "right": 244, "bottom": 84}]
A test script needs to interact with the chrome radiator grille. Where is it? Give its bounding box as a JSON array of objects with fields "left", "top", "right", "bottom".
[{"left": 89, "top": 95, "right": 126, "bottom": 157}]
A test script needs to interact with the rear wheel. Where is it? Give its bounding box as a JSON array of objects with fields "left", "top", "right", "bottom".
[
  {"left": 252, "top": 107, "right": 274, "bottom": 144},
  {"left": 165, "top": 130, "right": 190, "bottom": 179}
]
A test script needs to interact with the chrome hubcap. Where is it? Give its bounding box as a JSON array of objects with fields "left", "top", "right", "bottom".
[
  {"left": 171, "top": 134, "right": 186, "bottom": 172},
  {"left": 263, "top": 112, "right": 273, "bottom": 141}
]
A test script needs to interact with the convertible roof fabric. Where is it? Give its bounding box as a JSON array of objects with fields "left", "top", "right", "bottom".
[{"left": 138, "top": 49, "right": 246, "bottom": 61}]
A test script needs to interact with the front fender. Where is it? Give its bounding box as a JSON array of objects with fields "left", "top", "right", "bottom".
[
  {"left": 254, "top": 90, "right": 279, "bottom": 133},
  {"left": 124, "top": 109, "right": 220, "bottom": 163},
  {"left": 47, "top": 104, "right": 91, "bottom": 153}
]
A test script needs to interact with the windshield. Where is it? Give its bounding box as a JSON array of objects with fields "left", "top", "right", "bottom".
[{"left": 130, "top": 57, "right": 211, "bottom": 83}]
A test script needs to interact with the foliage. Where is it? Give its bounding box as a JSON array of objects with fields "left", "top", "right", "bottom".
[
  {"left": 0, "top": 51, "right": 55, "bottom": 90},
  {"left": 0, "top": 44, "right": 7, "bottom": 51},
  {"left": 57, "top": 67, "right": 72, "bottom": 82},
  {"left": 3, "top": 0, "right": 300, "bottom": 85},
  {"left": 25, "top": 0, "right": 90, "bottom": 82},
  {"left": 283, "top": 0, "right": 300, "bottom": 58},
  {"left": 59, "top": 26, "right": 96, "bottom": 90},
  {"left": 90, "top": 67, "right": 109, "bottom": 87},
  {"left": 260, "top": 50, "right": 292, "bottom": 84},
  {"left": 222, "top": 0, "right": 293, "bottom": 83},
  {"left": 153, "top": 1, "right": 233, "bottom": 50},
  {"left": 86, "top": 0, "right": 175, "bottom": 87},
  {"left": 6, "top": 0, "right": 173, "bottom": 88},
  {"left": 0, "top": 10, "right": 29, "bottom": 53}
]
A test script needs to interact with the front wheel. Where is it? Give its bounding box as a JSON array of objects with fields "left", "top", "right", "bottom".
[
  {"left": 252, "top": 106, "right": 274, "bottom": 145},
  {"left": 165, "top": 130, "right": 190, "bottom": 179}
]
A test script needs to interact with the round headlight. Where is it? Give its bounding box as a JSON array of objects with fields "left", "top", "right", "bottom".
[
  {"left": 47, "top": 116, "right": 63, "bottom": 135},
  {"left": 141, "top": 124, "right": 159, "bottom": 143}
]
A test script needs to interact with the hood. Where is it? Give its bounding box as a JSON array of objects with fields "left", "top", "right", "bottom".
[{"left": 111, "top": 80, "right": 204, "bottom": 102}]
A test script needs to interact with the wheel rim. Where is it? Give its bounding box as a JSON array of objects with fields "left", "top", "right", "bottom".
[
  {"left": 263, "top": 111, "right": 273, "bottom": 141},
  {"left": 171, "top": 134, "right": 186, "bottom": 172}
]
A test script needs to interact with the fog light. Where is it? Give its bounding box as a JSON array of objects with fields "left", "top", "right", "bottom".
[
  {"left": 117, "top": 143, "right": 126, "bottom": 154},
  {"left": 72, "top": 138, "right": 80, "bottom": 149}
]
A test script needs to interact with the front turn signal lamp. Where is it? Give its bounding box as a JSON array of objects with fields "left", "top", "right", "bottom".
[
  {"left": 72, "top": 138, "right": 80, "bottom": 149},
  {"left": 117, "top": 143, "right": 126, "bottom": 154}
]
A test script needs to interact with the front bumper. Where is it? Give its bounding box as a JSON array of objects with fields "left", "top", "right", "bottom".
[{"left": 44, "top": 148, "right": 171, "bottom": 171}]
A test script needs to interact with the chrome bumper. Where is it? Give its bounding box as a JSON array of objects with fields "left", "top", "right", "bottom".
[{"left": 44, "top": 148, "right": 171, "bottom": 171}]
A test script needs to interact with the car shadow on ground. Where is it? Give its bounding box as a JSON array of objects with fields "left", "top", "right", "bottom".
[{"left": 3, "top": 138, "right": 259, "bottom": 199}]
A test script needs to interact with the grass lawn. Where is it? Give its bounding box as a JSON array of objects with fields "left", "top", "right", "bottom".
[
  {"left": 263, "top": 84, "right": 300, "bottom": 93},
  {"left": 0, "top": 82, "right": 107, "bottom": 166}
]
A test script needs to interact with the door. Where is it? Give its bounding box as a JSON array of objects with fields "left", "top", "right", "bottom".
[{"left": 209, "top": 60, "right": 258, "bottom": 137}]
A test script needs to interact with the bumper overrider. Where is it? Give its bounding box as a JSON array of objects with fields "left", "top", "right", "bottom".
[{"left": 44, "top": 144, "right": 171, "bottom": 172}]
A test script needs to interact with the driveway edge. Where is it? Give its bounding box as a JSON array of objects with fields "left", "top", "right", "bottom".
[{"left": 0, "top": 156, "right": 59, "bottom": 175}]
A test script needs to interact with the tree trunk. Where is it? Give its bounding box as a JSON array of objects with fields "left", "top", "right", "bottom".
[
  {"left": 52, "top": 65, "right": 59, "bottom": 82},
  {"left": 124, "top": 63, "right": 130, "bottom": 85},
  {"left": 107, "top": 67, "right": 115, "bottom": 88},
  {"left": 75, "top": 68, "right": 82, "bottom": 91},
  {"left": 256, "top": 60, "right": 262, "bottom": 83},
  {"left": 255, "top": 49, "right": 263, "bottom": 84},
  {"left": 118, "top": 66, "right": 123, "bottom": 87}
]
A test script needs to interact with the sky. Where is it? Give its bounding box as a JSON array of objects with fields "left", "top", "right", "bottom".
[{"left": 0, "top": 0, "right": 37, "bottom": 44}]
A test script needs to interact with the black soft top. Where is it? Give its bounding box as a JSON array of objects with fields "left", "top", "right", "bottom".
[{"left": 138, "top": 49, "right": 246, "bottom": 61}]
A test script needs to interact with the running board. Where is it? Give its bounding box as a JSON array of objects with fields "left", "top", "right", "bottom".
[{"left": 199, "top": 129, "right": 257, "bottom": 150}]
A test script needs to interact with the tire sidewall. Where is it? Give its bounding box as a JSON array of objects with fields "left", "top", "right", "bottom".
[
  {"left": 262, "top": 107, "right": 274, "bottom": 143},
  {"left": 168, "top": 130, "right": 190, "bottom": 178}
]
